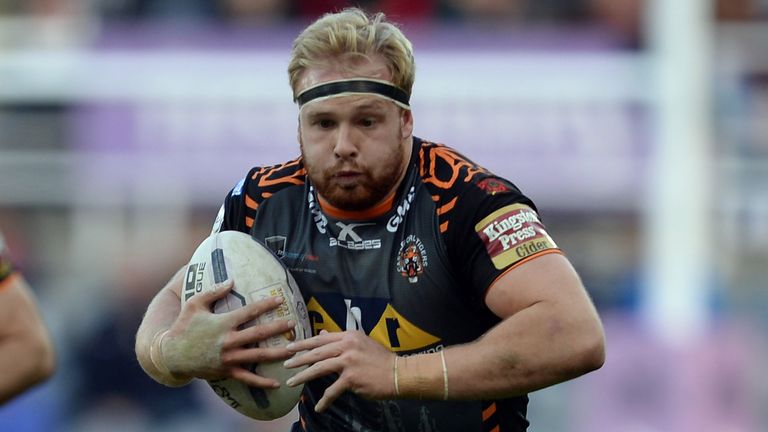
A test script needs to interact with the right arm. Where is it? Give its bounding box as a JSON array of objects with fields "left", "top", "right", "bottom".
[
  {"left": 134, "top": 268, "right": 189, "bottom": 387},
  {"left": 0, "top": 274, "right": 56, "bottom": 404},
  {"left": 135, "top": 267, "right": 296, "bottom": 388}
]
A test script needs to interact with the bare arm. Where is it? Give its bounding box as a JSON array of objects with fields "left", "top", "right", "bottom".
[
  {"left": 0, "top": 274, "right": 56, "bottom": 404},
  {"left": 135, "top": 267, "right": 297, "bottom": 388},
  {"left": 134, "top": 268, "right": 190, "bottom": 386},
  {"left": 399, "top": 253, "right": 605, "bottom": 399},
  {"left": 285, "top": 253, "right": 605, "bottom": 408}
]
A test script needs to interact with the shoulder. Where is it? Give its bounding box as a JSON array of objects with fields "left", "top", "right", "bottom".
[
  {"left": 415, "top": 139, "right": 534, "bottom": 231},
  {"left": 215, "top": 157, "right": 306, "bottom": 233},
  {"left": 416, "top": 139, "right": 522, "bottom": 197},
  {"left": 239, "top": 156, "right": 307, "bottom": 206}
]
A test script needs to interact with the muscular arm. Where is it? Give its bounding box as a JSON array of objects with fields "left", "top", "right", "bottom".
[
  {"left": 414, "top": 253, "right": 606, "bottom": 399},
  {"left": 0, "top": 274, "right": 56, "bottom": 404}
]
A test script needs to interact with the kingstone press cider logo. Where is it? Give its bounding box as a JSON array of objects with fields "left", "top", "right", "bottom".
[{"left": 475, "top": 204, "right": 557, "bottom": 269}]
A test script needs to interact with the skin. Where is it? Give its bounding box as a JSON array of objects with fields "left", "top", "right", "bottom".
[
  {"left": 281, "top": 57, "right": 605, "bottom": 412},
  {"left": 135, "top": 55, "right": 605, "bottom": 415},
  {"left": 135, "top": 271, "right": 296, "bottom": 388},
  {"left": 0, "top": 274, "right": 56, "bottom": 404},
  {"left": 298, "top": 57, "right": 414, "bottom": 212}
]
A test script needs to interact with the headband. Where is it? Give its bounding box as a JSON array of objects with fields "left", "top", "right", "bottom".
[{"left": 296, "top": 79, "right": 410, "bottom": 110}]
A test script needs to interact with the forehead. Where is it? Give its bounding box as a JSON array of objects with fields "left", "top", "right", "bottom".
[
  {"left": 297, "top": 55, "right": 393, "bottom": 95},
  {"left": 301, "top": 94, "right": 392, "bottom": 118}
]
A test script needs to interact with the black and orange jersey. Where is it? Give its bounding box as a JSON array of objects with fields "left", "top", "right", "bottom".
[
  {"left": 0, "top": 232, "right": 16, "bottom": 287},
  {"left": 214, "top": 137, "right": 560, "bottom": 432}
]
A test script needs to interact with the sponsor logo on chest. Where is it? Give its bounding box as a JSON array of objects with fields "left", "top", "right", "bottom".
[
  {"left": 329, "top": 222, "right": 381, "bottom": 250},
  {"left": 307, "top": 187, "right": 328, "bottom": 234},
  {"left": 387, "top": 186, "right": 416, "bottom": 232}
]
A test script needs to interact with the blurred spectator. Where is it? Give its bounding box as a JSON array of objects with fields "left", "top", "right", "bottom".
[
  {"left": 95, "top": 0, "right": 290, "bottom": 23},
  {"left": 438, "top": 0, "right": 528, "bottom": 22},
  {"left": 716, "top": 0, "right": 755, "bottom": 21},
  {"left": 295, "top": 0, "right": 435, "bottom": 21},
  {"left": 97, "top": 0, "right": 220, "bottom": 22},
  {"left": 0, "top": 0, "right": 79, "bottom": 16},
  {"left": 220, "top": 0, "right": 291, "bottom": 23},
  {"left": 587, "top": 0, "right": 644, "bottom": 48},
  {"left": 68, "top": 261, "right": 204, "bottom": 429}
]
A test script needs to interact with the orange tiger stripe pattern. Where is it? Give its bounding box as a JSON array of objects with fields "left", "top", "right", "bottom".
[
  {"left": 241, "top": 157, "right": 306, "bottom": 229},
  {"left": 419, "top": 141, "right": 489, "bottom": 234}
]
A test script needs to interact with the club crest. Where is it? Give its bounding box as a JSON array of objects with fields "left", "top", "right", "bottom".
[{"left": 396, "top": 235, "right": 428, "bottom": 283}]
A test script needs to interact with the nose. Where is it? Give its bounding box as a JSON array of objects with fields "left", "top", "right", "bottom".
[{"left": 333, "top": 124, "right": 358, "bottom": 160}]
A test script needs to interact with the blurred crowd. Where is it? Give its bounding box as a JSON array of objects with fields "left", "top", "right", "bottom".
[
  {"left": 1, "top": 0, "right": 768, "bottom": 431},
  {"left": 0, "top": 0, "right": 766, "bottom": 50},
  {"left": 1, "top": 0, "right": 651, "bottom": 47}
]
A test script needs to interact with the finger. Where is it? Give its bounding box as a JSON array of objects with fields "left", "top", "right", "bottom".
[
  {"left": 315, "top": 378, "right": 346, "bottom": 413},
  {"left": 221, "top": 346, "right": 293, "bottom": 365},
  {"left": 229, "top": 367, "right": 281, "bottom": 389},
  {"left": 286, "top": 357, "right": 340, "bottom": 387},
  {"left": 227, "top": 319, "right": 296, "bottom": 347},
  {"left": 284, "top": 342, "right": 342, "bottom": 369},
  {"left": 227, "top": 295, "right": 284, "bottom": 325},
  {"left": 188, "top": 279, "right": 234, "bottom": 308},
  {"left": 286, "top": 331, "right": 340, "bottom": 354}
]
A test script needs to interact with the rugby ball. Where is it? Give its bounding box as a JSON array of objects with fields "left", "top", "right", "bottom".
[{"left": 182, "top": 230, "right": 311, "bottom": 420}]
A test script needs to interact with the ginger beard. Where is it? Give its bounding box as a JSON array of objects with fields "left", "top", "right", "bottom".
[{"left": 300, "top": 124, "right": 407, "bottom": 212}]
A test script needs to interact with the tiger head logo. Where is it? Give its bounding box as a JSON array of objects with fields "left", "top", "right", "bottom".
[
  {"left": 476, "top": 177, "right": 512, "bottom": 195},
  {"left": 396, "top": 236, "right": 428, "bottom": 283}
]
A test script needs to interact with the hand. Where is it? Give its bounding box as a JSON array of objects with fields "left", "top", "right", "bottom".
[
  {"left": 283, "top": 330, "right": 396, "bottom": 412},
  {"left": 161, "top": 280, "right": 296, "bottom": 388}
]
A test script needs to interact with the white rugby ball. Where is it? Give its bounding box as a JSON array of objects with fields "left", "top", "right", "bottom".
[{"left": 182, "top": 230, "right": 311, "bottom": 420}]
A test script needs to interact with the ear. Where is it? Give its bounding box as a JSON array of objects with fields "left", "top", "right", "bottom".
[
  {"left": 400, "top": 109, "right": 413, "bottom": 139},
  {"left": 296, "top": 116, "right": 302, "bottom": 145}
]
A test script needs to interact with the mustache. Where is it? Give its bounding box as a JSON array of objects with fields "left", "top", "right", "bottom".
[{"left": 325, "top": 162, "right": 366, "bottom": 176}]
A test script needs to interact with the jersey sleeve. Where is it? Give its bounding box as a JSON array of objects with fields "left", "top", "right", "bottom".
[
  {"left": 212, "top": 168, "right": 259, "bottom": 235},
  {"left": 212, "top": 158, "right": 307, "bottom": 235},
  {"left": 421, "top": 142, "right": 561, "bottom": 303},
  {"left": 446, "top": 181, "right": 561, "bottom": 301}
]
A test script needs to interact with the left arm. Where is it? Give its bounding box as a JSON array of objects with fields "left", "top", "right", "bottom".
[
  {"left": 414, "top": 252, "right": 605, "bottom": 399},
  {"left": 285, "top": 253, "right": 605, "bottom": 409}
]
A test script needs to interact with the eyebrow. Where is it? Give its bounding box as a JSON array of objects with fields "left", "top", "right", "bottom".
[{"left": 303, "top": 100, "right": 389, "bottom": 119}]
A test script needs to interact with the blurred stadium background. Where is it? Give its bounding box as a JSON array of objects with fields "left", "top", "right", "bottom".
[{"left": 0, "top": 0, "right": 767, "bottom": 431}]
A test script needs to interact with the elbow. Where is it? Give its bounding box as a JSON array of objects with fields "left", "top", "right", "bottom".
[
  {"left": 586, "top": 334, "right": 606, "bottom": 373},
  {"left": 38, "top": 344, "right": 57, "bottom": 383},
  {"left": 576, "top": 325, "right": 606, "bottom": 375},
  {"left": 28, "top": 333, "right": 57, "bottom": 384}
]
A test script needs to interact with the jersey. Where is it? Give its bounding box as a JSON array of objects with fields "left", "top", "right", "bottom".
[{"left": 214, "top": 137, "right": 561, "bottom": 432}]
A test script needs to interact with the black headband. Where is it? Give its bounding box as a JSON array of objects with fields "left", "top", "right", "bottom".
[{"left": 296, "top": 79, "right": 410, "bottom": 109}]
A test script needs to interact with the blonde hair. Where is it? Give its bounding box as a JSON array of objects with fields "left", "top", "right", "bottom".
[{"left": 288, "top": 8, "right": 415, "bottom": 102}]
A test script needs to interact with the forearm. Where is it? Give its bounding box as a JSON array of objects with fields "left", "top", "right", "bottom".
[
  {"left": 0, "top": 335, "right": 55, "bottom": 404},
  {"left": 397, "top": 301, "right": 604, "bottom": 400},
  {"left": 135, "top": 268, "right": 191, "bottom": 387},
  {"left": 0, "top": 275, "right": 56, "bottom": 404}
]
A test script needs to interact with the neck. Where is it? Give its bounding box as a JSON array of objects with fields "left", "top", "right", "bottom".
[{"left": 318, "top": 191, "right": 398, "bottom": 220}]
